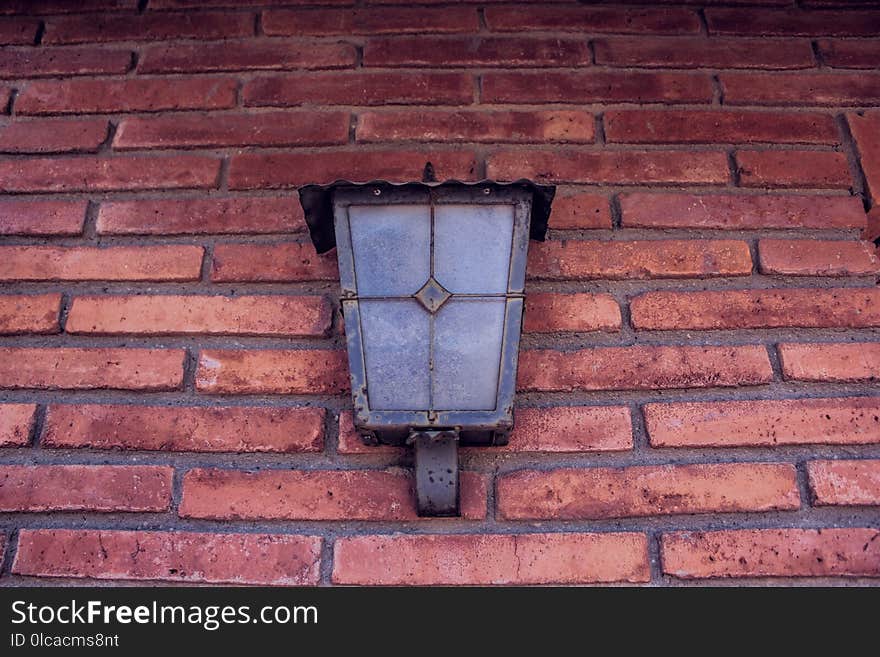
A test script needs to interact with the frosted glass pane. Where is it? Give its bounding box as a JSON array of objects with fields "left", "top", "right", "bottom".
[
  {"left": 433, "top": 299, "right": 506, "bottom": 411},
  {"left": 360, "top": 300, "right": 430, "bottom": 410},
  {"left": 433, "top": 204, "right": 514, "bottom": 294},
  {"left": 349, "top": 204, "right": 431, "bottom": 296}
]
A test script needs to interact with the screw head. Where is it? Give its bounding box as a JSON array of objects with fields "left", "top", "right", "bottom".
[{"left": 373, "top": 188, "right": 381, "bottom": 196}]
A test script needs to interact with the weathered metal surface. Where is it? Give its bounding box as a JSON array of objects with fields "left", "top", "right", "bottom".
[{"left": 408, "top": 430, "right": 460, "bottom": 517}]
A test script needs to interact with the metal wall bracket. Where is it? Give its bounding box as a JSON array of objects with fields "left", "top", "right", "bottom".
[{"left": 407, "top": 429, "right": 460, "bottom": 517}]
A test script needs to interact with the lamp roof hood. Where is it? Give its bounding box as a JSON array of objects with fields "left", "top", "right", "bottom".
[{"left": 298, "top": 179, "right": 556, "bottom": 254}]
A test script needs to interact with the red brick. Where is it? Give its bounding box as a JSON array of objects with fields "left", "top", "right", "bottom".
[
  {"left": 151, "top": 0, "right": 349, "bottom": 6},
  {"left": 212, "top": 243, "right": 338, "bottom": 282},
  {"left": 43, "top": 404, "right": 324, "bottom": 453},
  {"left": 524, "top": 293, "right": 621, "bottom": 333},
  {"left": 758, "top": 239, "right": 880, "bottom": 275},
  {"left": 0, "top": 18, "right": 39, "bottom": 45},
  {"left": 528, "top": 240, "right": 752, "bottom": 280},
  {"left": 707, "top": 8, "right": 880, "bottom": 36},
  {"left": 518, "top": 345, "right": 772, "bottom": 392},
  {"left": 333, "top": 533, "right": 650, "bottom": 585},
  {"left": 114, "top": 111, "right": 349, "bottom": 149},
  {"left": 0, "top": 117, "right": 108, "bottom": 154},
  {"left": 498, "top": 463, "right": 799, "bottom": 520},
  {"left": 365, "top": 36, "right": 590, "bottom": 68},
  {"left": 549, "top": 192, "right": 611, "bottom": 229},
  {"left": 180, "top": 468, "right": 486, "bottom": 521},
  {"left": 631, "top": 288, "right": 880, "bottom": 330},
  {"left": 243, "top": 72, "right": 473, "bottom": 107},
  {"left": 486, "top": 5, "right": 700, "bottom": 33},
  {"left": 97, "top": 197, "right": 306, "bottom": 235},
  {"left": 0, "top": 348, "right": 185, "bottom": 391},
  {"left": 721, "top": 72, "right": 880, "bottom": 106},
  {"left": 737, "top": 150, "right": 851, "bottom": 189},
  {"left": 483, "top": 71, "right": 712, "bottom": 104},
  {"left": 357, "top": 110, "right": 594, "bottom": 144},
  {"left": 594, "top": 37, "right": 813, "bottom": 70},
  {"left": 817, "top": 39, "right": 880, "bottom": 68},
  {"left": 66, "top": 295, "right": 331, "bottom": 337},
  {"left": 139, "top": 40, "right": 356, "bottom": 74},
  {"left": 17, "top": 77, "right": 237, "bottom": 115},
  {"left": 13, "top": 529, "right": 321, "bottom": 585},
  {"left": 0, "top": 294, "right": 61, "bottom": 334},
  {"left": 0, "top": 0, "right": 137, "bottom": 13},
  {"left": 848, "top": 112, "right": 880, "bottom": 202},
  {"left": 0, "top": 245, "right": 203, "bottom": 282},
  {"left": 489, "top": 150, "right": 729, "bottom": 185},
  {"left": 619, "top": 193, "right": 867, "bottom": 230},
  {"left": 196, "top": 349, "right": 348, "bottom": 394},
  {"left": 866, "top": 207, "right": 880, "bottom": 242},
  {"left": 0, "top": 155, "right": 220, "bottom": 193},
  {"left": 264, "top": 7, "right": 478, "bottom": 35},
  {"left": 808, "top": 460, "right": 880, "bottom": 506},
  {"left": 43, "top": 11, "right": 253, "bottom": 44},
  {"left": 0, "top": 46, "right": 131, "bottom": 79},
  {"left": 0, "top": 404, "right": 35, "bottom": 447},
  {"left": 0, "top": 465, "right": 172, "bottom": 512},
  {"left": 645, "top": 397, "right": 880, "bottom": 448},
  {"left": 662, "top": 528, "right": 880, "bottom": 579},
  {"left": 605, "top": 110, "right": 837, "bottom": 145},
  {"left": 229, "top": 150, "right": 477, "bottom": 189},
  {"left": 779, "top": 343, "right": 880, "bottom": 382}
]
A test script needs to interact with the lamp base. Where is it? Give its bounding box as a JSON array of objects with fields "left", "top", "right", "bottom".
[{"left": 407, "top": 430, "right": 460, "bottom": 517}]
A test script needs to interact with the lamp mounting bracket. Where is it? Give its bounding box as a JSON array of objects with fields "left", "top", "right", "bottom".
[{"left": 407, "top": 429, "right": 460, "bottom": 517}]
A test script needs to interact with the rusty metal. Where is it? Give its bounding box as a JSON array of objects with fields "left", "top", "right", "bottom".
[{"left": 408, "top": 429, "right": 459, "bottom": 516}]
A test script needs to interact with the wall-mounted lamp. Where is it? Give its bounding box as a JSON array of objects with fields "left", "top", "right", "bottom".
[{"left": 300, "top": 178, "right": 554, "bottom": 516}]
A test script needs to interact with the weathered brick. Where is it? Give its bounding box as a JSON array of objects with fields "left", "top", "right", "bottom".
[
  {"left": 114, "top": 111, "right": 349, "bottom": 149},
  {"left": 0, "top": 118, "right": 108, "bottom": 154},
  {"left": 229, "top": 150, "right": 477, "bottom": 189},
  {"left": 605, "top": 110, "right": 837, "bottom": 145},
  {"left": 528, "top": 240, "right": 751, "bottom": 280},
  {"left": 0, "top": 348, "right": 185, "bottom": 391},
  {"left": 779, "top": 343, "right": 880, "bottom": 382},
  {"left": 662, "top": 528, "right": 880, "bottom": 578},
  {"left": 139, "top": 40, "right": 356, "bottom": 73},
  {"left": 518, "top": 345, "right": 772, "bottom": 392},
  {"left": 488, "top": 150, "right": 729, "bottom": 185},
  {"left": 707, "top": 8, "right": 880, "bottom": 36},
  {"left": 808, "top": 460, "right": 880, "bottom": 506},
  {"left": 365, "top": 36, "right": 590, "bottom": 68},
  {"left": 0, "top": 465, "right": 172, "bottom": 512},
  {"left": 0, "top": 156, "right": 220, "bottom": 192},
  {"left": 243, "top": 72, "right": 473, "bottom": 107},
  {"left": 151, "top": 0, "right": 348, "bottom": 6},
  {"left": 498, "top": 463, "right": 799, "bottom": 520},
  {"left": 13, "top": 529, "right": 321, "bottom": 585},
  {"left": 97, "top": 197, "right": 305, "bottom": 235},
  {"left": 645, "top": 397, "right": 880, "bottom": 447},
  {"left": 736, "top": 150, "right": 851, "bottom": 189},
  {"left": 866, "top": 207, "right": 880, "bottom": 243},
  {"left": 180, "top": 468, "right": 486, "bottom": 521},
  {"left": 357, "top": 110, "right": 595, "bottom": 144},
  {"left": 848, "top": 112, "right": 880, "bottom": 202},
  {"left": 721, "top": 72, "right": 880, "bottom": 106},
  {"left": 43, "top": 404, "right": 324, "bottom": 453},
  {"left": 0, "top": 245, "right": 203, "bottom": 282},
  {"left": 594, "top": 37, "right": 813, "bottom": 69},
  {"left": 549, "top": 192, "right": 612, "bottom": 229},
  {"left": 758, "top": 239, "right": 880, "bottom": 275},
  {"left": 631, "top": 288, "right": 880, "bottom": 330},
  {"left": 619, "top": 193, "right": 867, "bottom": 230},
  {"left": 817, "top": 39, "right": 880, "bottom": 68},
  {"left": 0, "top": 404, "right": 35, "bottom": 447},
  {"left": 0, "top": 0, "right": 137, "bottom": 13},
  {"left": 482, "top": 71, "right": 712, "bottom": 104},
  {"left": 0, "top": 294, "right": 61, "bottom": 334},
  {"left": 524, "top": 293, "right": 621, "bottom": 333},
  {"left": 0, "top": 18, "right": 39, "bottom": 45},
  {"left": 196, "top": 349, "right": 348, "bottom": 394},
  {"left": 17, "top": 77, "right": 237, "bottom": 115},
  {"left": 66, "top": 295, "right": 331, "bottom": 337},
  {"left": 0, "top": 46, "right": 131, "bottom": 79},
  {"left": 263, "top": 7, "right": 478, "bottom": 35},
  {"left": 44, "top": 11, "right": 253, "bottom": 44},
  {"left": 486, "top": 5, "right": 700, "bottom": 33},
  {"left": 211, "top": 243, "right": 338, "bottom": 282},
  {"left": 333, "top": 533, "right": 650, "bottom": 585}
]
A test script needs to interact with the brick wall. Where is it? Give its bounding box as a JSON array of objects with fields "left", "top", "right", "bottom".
[{"left": 0, "top": 0, "right": 878, "bottom": 586}]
